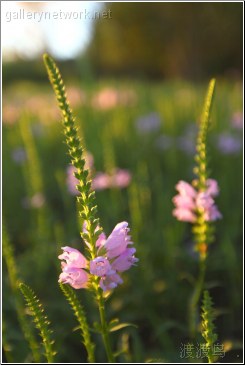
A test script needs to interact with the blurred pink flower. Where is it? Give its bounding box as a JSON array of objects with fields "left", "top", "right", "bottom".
[
  {"left": 172, "top": 207, "right": 197, "bottom": 223},
  {"left": 111, "top": 169, "right": 132, "bottom": 188},
  {"left": 231, "top": 111, "right": 243, "bottom": 129},
  {"left": 92, "top": 88, "right": 119, "bottom": 110},
  {"left": 175, "top": 180, "right": 197, "bottom": 198},
  {"left": 206, "top": 179, "right": 220, "bottom": 197},
  {"left": 92, "top": 87, "right": 137, "bottom": 110},
  {"left": 92, "top": 172, "right": 111, "bottom": 191},
  {"left": 67, "top": 86, "right": 86, "bottom": 107},
  {"left": 22, "top": 192, "right": 45, "bottom": 209},
  {"left": 3, "top": 105, "right": 20, "bottom": 125}
]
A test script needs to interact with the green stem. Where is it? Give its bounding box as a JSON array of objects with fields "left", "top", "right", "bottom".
[
  {"left": 189, "top": 258, "right": 206, "bottom": 338},
  {"left": 98, "top": 291, "right": 115, "bottom": 363}
]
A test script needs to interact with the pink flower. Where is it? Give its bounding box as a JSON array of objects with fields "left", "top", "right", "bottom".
[
  {"left": 206, "top": 179, "right": 219, "bottom": 197},
  {"left": 99, "top": 273, "right": 123, "bottom": 291},
  {"left": 104, "top": 222, "right": 132, "bottom": 259},
  {"left": 60, "top": 222, "right": 138, "bottom": 291},
  {"left": 96, "top": 232, "right": 107, "bottom": 248},
  {"left": 92, "top": 87, "right": 119, "bottom": 110},
  {"left": 59, "top": 267, "right": 88, "bottom": 289},
  {"left": 112, "top": 248, "right": 138, "bottom": 272},
  {"left": 58, "top": 246, "right": 87, "bottom": 268},
  {"left": 175, "top": 181, "right": 197, "bottom": 198},
  {"left": 231, "top": 111, "right": 243, "bottom": 129},
  {"left": 87, "top": 221, "right": 138, "bottom": 291},
  {"left": 172, "top": 194, "right": 196, "bottom": 210},
  {"left": 111, "top": 169, "right": 132, "bottom": 188},
  {"left": 203, "top": 205, "right": 223, "bottom": 221},
  {"left": 173, "top": 208, "right": 197, "bottom": 223},
  {"left": 92, "top": 172, "right": 111, "bottom": 190},
  {"left": 90, "top": 257, "right": 111, "bottom": 277},
  {"left": 196, "top": 192, "right": 214, "bottom": 210},
  {"left": 58, "top": 246, "right": 88, "bottom": 289}
]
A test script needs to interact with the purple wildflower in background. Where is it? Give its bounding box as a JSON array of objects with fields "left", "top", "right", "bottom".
[
  {"left": 177, "top": 124, "right": 198, "bottom": 155},
  {"left": 12, "top": 147, "right": 27, "bottom": 164},
  {"left": 217, "top": 133, "right": 242, "bottom": 154},
  {"left": 173, "top": 179, "right": 222, "bottom": 222},
  {"left": 135, "top": 112, "right": 161, "bottom": 134}
]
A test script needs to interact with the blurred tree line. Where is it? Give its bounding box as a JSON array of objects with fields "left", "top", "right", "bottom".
[{"left": 88, "top": 2, "right": 243, "bottom": 79}]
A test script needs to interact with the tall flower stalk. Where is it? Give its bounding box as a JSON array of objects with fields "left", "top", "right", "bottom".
[
  {"left": 172, "top": 79, "right": 222, "bottom": 338},
  {"left": 43, "top": 54, "right": 138, "bottom": 362}
]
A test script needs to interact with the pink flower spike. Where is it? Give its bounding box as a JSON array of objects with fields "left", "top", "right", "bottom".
[
  {"left": 58, "top": 246, "right": 87, "bottom": 268},
  {"left": 112, "top": 248, "right": 138, "bottom": 272},
  {"left": 105, "top": 221, "right": 132, "bottom": 259},
  {"left": 206, "top": 179, "right": 220, "bottom": 197},
  {"left": 99, "top": 273, "right": 123, "bottom": 291},
  {"left": 175, "top": 180, "right": 197, "bottom": 198},
  {"left": 90, "top": 257, "right": 111, "bottom": 277},
  {"left": 59, "top": 267, "right": 88, "bottom": 289}
]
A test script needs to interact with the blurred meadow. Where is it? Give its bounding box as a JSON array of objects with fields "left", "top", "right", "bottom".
[{"left": 2, "top": 1, "right": 243, "bottom": 363}]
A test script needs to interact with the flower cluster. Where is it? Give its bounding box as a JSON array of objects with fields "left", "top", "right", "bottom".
[
  {"left": 58, "top": 222, "right": 138, "bottom": 291},
  {"left": 173, "top": 179, "right": 222, "bottom": 223}
]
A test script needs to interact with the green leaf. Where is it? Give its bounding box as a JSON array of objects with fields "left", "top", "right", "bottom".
[{"left": 109, "top": 322, "right": 137, "bottom": 332}]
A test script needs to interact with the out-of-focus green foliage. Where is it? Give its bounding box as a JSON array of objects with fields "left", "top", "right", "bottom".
[{"left": 89, "top": 2, "right": 243, "bottom": 79}]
